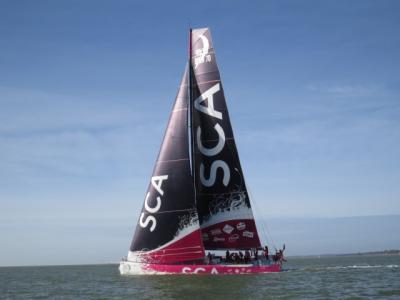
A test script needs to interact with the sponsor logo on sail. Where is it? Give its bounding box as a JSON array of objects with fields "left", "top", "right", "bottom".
[
  {"left": 236, "top": 222, "right": 246, "bottom": 231},
  {"left": 223, "top": 224, "right": 234, "bottom": 234},
  {"left": 228, "top": 234, "right": 240, "bottom": 242},
  {"left": 139, "top": 175, "right": 168, "bottom": 232},
  {"left": 213, "top": 237, "right": 225, "bottom": 242},
  {"left": 242, "top": 231, "right": 254, "bottom": 238},
  {"left": 194, "top": 34, "right": 212, "bottom": 69},
  {"left": 210, "top": 228, "right": 222, "bottom": 236}
]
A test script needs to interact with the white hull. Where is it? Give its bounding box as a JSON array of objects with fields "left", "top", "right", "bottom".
[{"left": 119, "top": 260, "right": 281, "bottom": 275}]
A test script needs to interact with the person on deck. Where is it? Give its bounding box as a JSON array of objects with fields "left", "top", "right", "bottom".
[
  {"left": 225, "top": 250, "right": 230, "bottom": 262},
  {"left": 207, "top": 252, "right": 213, "bottom": 264},
  {"left": 244, "top": 250, "right": 251, "bottom": 263},
  {"left": 264, "top": 245, "right": 269, "bottom": 261},
  {"left": 272, "top": 249, "right": 279, "bottom": 262},
  {"left": 276, "top": 250, "right": 284, "bottom": 264},
  {"left": 273, "top": 248, "right": 286, "bottom": 264},
  {"left": 278, "top": 246, "right": 287, "bottom": 264},
  {"left": 239, "top": 251, "right": 244, "bottom": 263}
]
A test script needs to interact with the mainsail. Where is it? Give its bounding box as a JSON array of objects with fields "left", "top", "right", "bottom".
[
  {"left": 128, "top": 66, "right": 205, "bottom": 264},
  {"left": 190, "top": 28, "right": 262, "bottom": 249}
]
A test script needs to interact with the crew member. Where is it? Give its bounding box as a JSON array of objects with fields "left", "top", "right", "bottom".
[
  {"left": 207, "top": 252, "right": 213, "bottom": 264},
  {"left": 244, "top": 250, "right": 251, "bottom": 263},
  {"left": 225, "top": 250, "right": 230, "bottom": 262},
  {"left": 264, "top": 245, "right": 269, "bottom": 261}
]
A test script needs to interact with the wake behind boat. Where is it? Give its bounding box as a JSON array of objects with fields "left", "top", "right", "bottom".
[{"left": 119, "top": 27, "right": 284, "bottom": 275}]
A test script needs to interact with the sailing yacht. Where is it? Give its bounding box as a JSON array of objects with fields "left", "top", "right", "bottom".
[{"left": 119, "top": 28, "right": 283, "bottom": 275}]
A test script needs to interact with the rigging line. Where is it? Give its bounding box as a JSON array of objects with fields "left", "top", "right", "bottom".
[
  {"left": 148, "top": 208, "right": 196, "bottom": 215},
  {"left": 246, "top": 184, "right": 267, "bottom": 243},
  {"left": 224, "top": 117, "right": 276, "bottom": 249},
  {"left": 198, "top": 191, "right": 249, "bottom": 196},
  {"left": 192, "top": 71, "right": 220, "bottom": 78},
  {"left": 192, "top": 79, "right": 220, "bottom": 86},
  {"left": 152, "top": 246, "right": 202, "bottom": 251},
  {"left": 192, "top": 77, "right": 219, "bottom": 83},
  {"left": 247, "top": 185, "right": 277, "bottom": 250},
  {"left": 200, "top": 137, "right": 234, "bottom": 143},
  {"left": 156, "top": 158, "right": 189, "bottom": 163},
  {"left": 151, "top": 251, "right": 204, "bottom": 257},
  {"left": 172, "top": 108, "right": 188, "bottom": 112}
]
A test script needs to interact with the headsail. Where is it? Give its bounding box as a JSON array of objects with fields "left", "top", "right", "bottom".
[
  {"left": 190, "top": 28, "right": 262, "bottom": 250},
  {"left": 129, "top": 65, "right": 205, "bottom": 263}
]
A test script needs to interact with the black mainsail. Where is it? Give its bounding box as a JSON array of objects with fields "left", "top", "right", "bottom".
[
  {"left": 189, "top": 28, "right": 262, "bottom": 250},
  {"left": 128, "top": 66, "right": 205, "bottom": 264}
]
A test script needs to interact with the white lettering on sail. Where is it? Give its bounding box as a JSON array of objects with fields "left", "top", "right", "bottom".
[
  {"left": 139, "top": 213, "right": 156, "bottom": 232},
  {"left": 140, "top": 175, "right": 168, "bottom": 232},
  {"left": 195, "top": 83, "right": 231, "bottom": 188},
  {"left": 196, "top": 124, "right": 225, "bottom": 156},
  {"left": 151, "top": 175, "right": 168, "bottom": 195},
  {"left": 144, "top": 192, "right": 161, "bottom": 214},
  {"left": 194, "top": 83, "right": 222, "bottom": 120},
  {"left": 200, "top": 160, "right": 230, "bottom": 187}
]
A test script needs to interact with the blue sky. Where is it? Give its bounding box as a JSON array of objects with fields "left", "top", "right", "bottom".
[{"left": 1, "top": 0, "right": 399, "bottom": 265}]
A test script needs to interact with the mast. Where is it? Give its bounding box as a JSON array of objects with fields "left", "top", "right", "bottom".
[
  {"left": 188, "top": 28, "right": 197, "bottom": 203},
  {"left": 188, "top": 28, "right": 193, "bottom": 173}
]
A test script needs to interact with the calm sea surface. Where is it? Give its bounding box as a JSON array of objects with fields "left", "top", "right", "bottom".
[{"left": 1, "top": 255, "right": 399, "bottom": 299}]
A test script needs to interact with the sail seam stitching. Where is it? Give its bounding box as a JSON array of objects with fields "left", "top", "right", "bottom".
[
  {"left": 144, "top": 208, "right": 197, "bottom": 214},
  {"left": 172, "top": 108, "right": 188, "bottom": 112},
  {"left": 156, "top": 158, "right": 189, "bottom": 163},
  {"left": 198, "top": 137, "right": 234, "bottom": 142},
  {"left": 198, "top": 191, "right": 247, "bottom": 196}
]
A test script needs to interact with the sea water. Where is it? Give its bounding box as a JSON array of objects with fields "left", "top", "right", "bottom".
[{"left": 0, "top": 255, "right": 399, "bottom": 299}]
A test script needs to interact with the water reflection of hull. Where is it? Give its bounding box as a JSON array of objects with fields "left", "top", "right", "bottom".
[{"left": 119, "top": 261, "right": 281, "bottom": 275}]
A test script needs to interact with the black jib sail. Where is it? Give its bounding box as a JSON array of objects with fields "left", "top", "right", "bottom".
[
  {"left": 190, "top": 28, "right": 262, "bottom": 250},
  {"left": 128, "top": 66, "right": 205, "bottom": 264}
]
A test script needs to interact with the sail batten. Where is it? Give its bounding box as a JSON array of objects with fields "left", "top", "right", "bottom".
[
  {"left": 156, "top": 158, "right": 190, "bottom": 163},
  {"left": 147, "top": 208, "right": 197, "bottom": 215}
]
